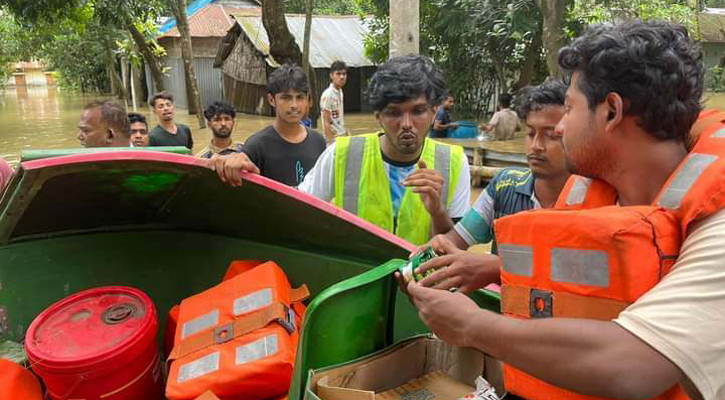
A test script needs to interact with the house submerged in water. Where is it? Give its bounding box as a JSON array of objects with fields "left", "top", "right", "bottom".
[{"left": 214, "top": 13, "right": 376, "bottom": 116}]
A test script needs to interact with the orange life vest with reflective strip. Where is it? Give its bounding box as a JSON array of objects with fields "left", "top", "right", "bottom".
[
  {"left": 494, "top": 109, "right": 725, "bottom": 400},
  {"left": 166, "top": 261, "right": 309, "bottom": 400}
]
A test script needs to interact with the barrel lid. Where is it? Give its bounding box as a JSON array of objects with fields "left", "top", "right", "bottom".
[{"left": 25, "top": 286, "right": 157, "bottom": 369}]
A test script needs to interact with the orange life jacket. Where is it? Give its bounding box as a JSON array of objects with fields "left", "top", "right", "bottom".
[
  {"left": 0, "top": 359, "right": 43, "bottom": 400},
  {"left": 494, "top": 109, "right": 725, "bottom": 400},
  {"left": 163, "top": 260, "right": 267, "bottom": 360},
  {"left": 166, "top": 261, "right": 309, "bottom": 400}
]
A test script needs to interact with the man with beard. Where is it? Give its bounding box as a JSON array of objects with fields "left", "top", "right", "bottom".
[
  {"left": 196, "top": 102, "right": 244, "bottom": 158},
  {"left": 241, "top": 64, "right": 326, "bottom": 186},
  {"left": 418, "top": 79, "right": 569, "bottom": 257},
  {"left": 148, "top": 91, "right": 194, "bottom": 150},
  {"left": 402, "top": 21, "right": 725, "bottom": 400},
  {"left": 298, "top": 55, "right": 471, "bottom": 245}
]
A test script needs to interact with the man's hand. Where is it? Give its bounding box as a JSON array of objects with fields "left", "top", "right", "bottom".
[
  {"left": 416, "top": 235, "right": 501, "bottom": 293},
  {"left": 407, "top": 281, "right": 482, "bottom": 348},
  {"left": 450, "top": 122, "right": 459, "bottom": 129},
  {"left": 403, "top": 160, "right": 445, "bottom": 217},
  {"left": 208, "top": 153, "right": 260, "bottom": 187}
]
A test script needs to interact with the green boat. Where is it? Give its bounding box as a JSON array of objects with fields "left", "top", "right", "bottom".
[{"left": 0, "top": 149, "right": 500, "bottom": 399}]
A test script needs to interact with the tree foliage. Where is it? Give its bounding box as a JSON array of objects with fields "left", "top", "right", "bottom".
[
  {"left": 0, "top": 10, "right": 24, "bottom": 86},
  {"left": 567, "top": 0, "right": 696, "bottom": 36},
  {"left": 363, "top": 0, "right": 545, "bottom": 118},
  {"left": 284, "top": 0, "right": 373, "bottom": 15}
]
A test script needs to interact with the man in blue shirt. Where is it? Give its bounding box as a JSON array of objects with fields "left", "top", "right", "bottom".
[
  {"left": 430, "top": 92, "right": 458, "bottom": 138},
  {"left": 427, "top": 78, "right": 570, "bottom": 253}
]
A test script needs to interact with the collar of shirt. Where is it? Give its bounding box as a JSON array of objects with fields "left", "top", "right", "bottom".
[
  {"left": 206, "top": 140, "right": 243, "bottom": 155},
  {"left": 328, "top": 83, "right": 342, "bottom": 96}
]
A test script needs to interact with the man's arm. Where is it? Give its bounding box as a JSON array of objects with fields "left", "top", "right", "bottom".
[
  {"left": 298, "top": 144, "right": 335, "bottom": 201},
  {"left": 408, "top": 283, "right": 682, "bottom": 400},
  {"left": 322, "top": 109, "right": 336, "bottom": 143},
  {"left": 187, "top": 126, "right": 194, "bottom": 150}
]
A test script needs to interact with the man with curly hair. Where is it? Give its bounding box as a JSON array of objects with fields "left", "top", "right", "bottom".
[{"left": 404, "top": 21, "right": 725, "bottom": 400}]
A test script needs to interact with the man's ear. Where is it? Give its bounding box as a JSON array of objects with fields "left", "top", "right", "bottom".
[
  {"left": 106, "top": 128, "right": 116, "bottom": 144},
  {"left": 267, "top": 93, "right": 275, "bottom": 107},
  {"left": 603, "top": 92, "right": 624, "bottom": 133}
]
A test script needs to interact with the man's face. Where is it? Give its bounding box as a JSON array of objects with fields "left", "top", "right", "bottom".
[
  {"left": 130, "top": 121, "right": 149, "bottom": 146},
  {"left": 330, "top": 70, "right": 347, "bottom": 89},
  {"left": 555, "top": 72, "right": 608, "bottom": 178},
  {"left": 269, "top": 90, "right": 309, "bottom": 124},
  {"left": 443, "top": 96, "right": 454, "bottom": 110},
  {"left": 153, "top": 98, "right": 174, "bottom": 122},
  {"left": 376, "top": 94, "right": 435, "bottom": 156},
  {"left": 524, "top": 105, "right": 567, "bottom": 179},
  {"left": 77, "top": 107, "right": 110, "bottom": 148},
  {"left": 209, "top": 113, "right": 235, "bottom": 138}
]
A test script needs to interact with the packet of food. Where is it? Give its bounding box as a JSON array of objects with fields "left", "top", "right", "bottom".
[
  {"left": 456, "top": 376, "right": 501, "bottom": 400},
  {"left": 399, "top": 246, "right": 438, "bottom": 283}
]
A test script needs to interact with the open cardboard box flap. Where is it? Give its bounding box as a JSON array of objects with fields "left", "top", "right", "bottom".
[
  {"left": 312, "top": 336, "right": 504, "bottom": 400},
  {"left": 194, "top": 391, "right": 222, "bottom": 400}
]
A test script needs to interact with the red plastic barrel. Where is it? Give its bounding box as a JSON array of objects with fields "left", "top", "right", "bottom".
[{"left": 25, "top": 286, "right": 163, "bottom": 400}]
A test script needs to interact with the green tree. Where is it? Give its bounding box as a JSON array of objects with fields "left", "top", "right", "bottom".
[
  {"left": 362, "top": 0, "right": 545, "bottom": 118},
  {"left": 0, "top": 10, "right": 23, "bottom": 87}
]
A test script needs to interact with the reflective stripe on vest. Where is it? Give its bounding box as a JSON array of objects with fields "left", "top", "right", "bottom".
[
  {"left": 657, "top": 153, "right": 718, "bottom": 210},
  {"left": 715, "top": 127, "right": 725, "bottom": 138},
  {"left": 498, "top": 244, "right": 533, "bottom": 277},
  {"left": 551, "top": 248, "right": 609, "bottom": 287},
  {"left": 342, "top": 136, "right": 366, "bottom": 214},
  {"left": 565, "top": 177, "right": 591, "bottom": 206},
  {"left": 333, "top": 134, "right": 463, "bottom": 245}
]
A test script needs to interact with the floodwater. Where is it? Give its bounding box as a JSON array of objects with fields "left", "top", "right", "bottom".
[{"left": 0, "top": 87, "right": 381, "bottom": 167}]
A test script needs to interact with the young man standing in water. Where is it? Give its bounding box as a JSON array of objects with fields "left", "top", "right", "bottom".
[
  {"left": 128, "top": 112, "right": 149, "bottom": 147},
  {"left": 298, "top": 55, "right": 471, "bottom": 245},
  {"left": 148, "top": 91, "right": 193, "bottom": 150},
  {"left": 77, "top": 100, "right": 131, "bottom": 148},
  {"left": 320, "top": 60, "right": 348, "bottom": 144},
  {"left": 196, "top": 101, "right": 244, "bottom": 159},
  {"left": 240, "top": 64, "right": 326, "bottom": 186}
]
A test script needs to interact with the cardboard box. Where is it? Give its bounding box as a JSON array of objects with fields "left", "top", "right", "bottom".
[
  {"left": 194, "top": 391, "right": 222, "bottom": 400},
  {"left": 309, "top": 336, "right": 504, "bottom": 400}
]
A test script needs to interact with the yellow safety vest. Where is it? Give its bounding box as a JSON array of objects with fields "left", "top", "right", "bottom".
[{"left": 333, "top": 133, "right": 465, "bottom": 245}]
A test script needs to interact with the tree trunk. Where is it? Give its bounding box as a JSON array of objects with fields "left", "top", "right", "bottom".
[
  {"left": 487, "top": 40, "right": 508, "bottom": 94},
  {"left": 105, "top": 47, "right": 128, "bottom": 101},
  {"left": 389, "top": 0, "right": 419, "bottom": 57},
  {"left": 515, "top": 29, "right": 543, "bottom": 90},
  {"left": 261, "top": 0, "right": 302, "bottom": 65},
  {"left": 170, "top": 0, "right": 206, "bottom": 129},
  {"left": 302, "top": 0, "right": 319, "bottom": 127},
  {"left": 535, "top": 0, "right": 572, "bottom": 77},
  {"left": 302, "top": 0, "right": 313, "bottom": 72},
  {"left": 126, "top": 18, "right": 166, "bottom": 94}
]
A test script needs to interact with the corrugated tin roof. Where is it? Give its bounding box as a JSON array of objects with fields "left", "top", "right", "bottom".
[
  {"left": 233, "top": 14, "right": 373, "bottom": 68},
  {"left": 698, "top": 12, "right": 725, "bottom": 43},
  {"left": 159, "top": 1, "right": 260, "bottom": 38}
]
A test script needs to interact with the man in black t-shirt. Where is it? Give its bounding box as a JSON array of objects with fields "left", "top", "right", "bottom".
[
  {"left": 148, "top": 91, "right": 194, "bottom": 149},
  {"left": 242, "top": 64, "right": 326, "bottom": 186}
]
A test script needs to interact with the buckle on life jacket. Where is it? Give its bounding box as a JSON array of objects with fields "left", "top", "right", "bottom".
[
  {"left": 275, "top": 305, "right": 296, "bottom": 334},
  {"left": 214, "top": 323, "right": 234, "bottom": 345},
  {"left": 529, "top": 289, "right": 552, "bottom": 318}
]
